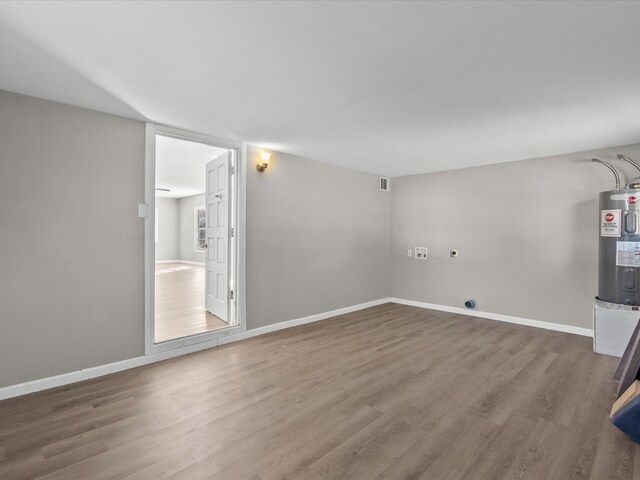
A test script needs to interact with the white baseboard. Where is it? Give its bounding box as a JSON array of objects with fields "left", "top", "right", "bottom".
[
  {"left": 0, "top": 298, "right": 391, "bottom": 401},
  {"left": 390, "top": 297, "right": 594, "bottom": 337},
  {"left": 0, "top": 337, "right": 222, "bottom": 401},
  {"left": 176, "top": 260, "right": 205, "bottom": 266},
  {"left": 218, "top": 298, "right": 392, "bottom": 345},
  {"left": 155, "top": 260, "right": 204, "bottom": 266},
  {"left": 0, "top": 297, "right": 593, "bottom": 401}
]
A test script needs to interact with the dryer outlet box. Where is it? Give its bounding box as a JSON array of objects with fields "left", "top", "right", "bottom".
[{"left": 415, "top": 247, "right": 428, "bottom": 259}]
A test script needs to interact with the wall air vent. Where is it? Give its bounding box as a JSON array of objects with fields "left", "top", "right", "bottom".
[{"left": 380, "top": 177, "right": 390, "bottom": 192}]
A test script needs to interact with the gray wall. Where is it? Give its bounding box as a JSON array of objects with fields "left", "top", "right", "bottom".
[
  {"left": 390, "top": 145, "right": 640, "bottom": 329},
  {"left": 0, "top": 91, "right": 392, "bottom": 388},
  {"left": 4, "top": 88, "right": 635, "bottom": 388},
  {"left": 0, "top": 90, "right": 145, "bottom": 388},
  {"left": 155, "top": 196, "right": 179, "bottom": 262},
  {"left": 246, "top": 145, "right": 391, "bottom": 329},
  {"left": 155, "top": 194, "right": 206, "bottom": 264},
  {"left": 178, "top": 193, "right": 206, "bottom": 263}
]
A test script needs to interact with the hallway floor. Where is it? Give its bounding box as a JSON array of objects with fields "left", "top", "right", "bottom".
[{"left": 155, "top": 262, "right": 228, "bottom": 343}]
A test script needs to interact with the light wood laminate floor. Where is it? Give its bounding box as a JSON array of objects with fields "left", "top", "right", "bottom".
[
  {"left": 0, "top": 303, "right": 634, "bottom": 480},
  {"left": 155, "top": 262, "right": 228, "bottom": 343}
]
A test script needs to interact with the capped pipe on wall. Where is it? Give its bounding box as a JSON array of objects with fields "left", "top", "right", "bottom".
[{"left": 464, "top": 299, "right": 477, "bottom": 309}]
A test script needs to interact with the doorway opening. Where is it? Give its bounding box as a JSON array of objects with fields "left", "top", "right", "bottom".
[{"left": 152, "top": 131, "right": 238, "bottom": 344}]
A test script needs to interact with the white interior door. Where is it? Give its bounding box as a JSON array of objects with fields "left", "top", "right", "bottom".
[{"left": 205, "top": 152, "right": 230, "bottom": 322}]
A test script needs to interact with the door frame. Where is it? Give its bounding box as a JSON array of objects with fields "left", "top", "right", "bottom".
[{"left": 144, "top": 123, "right": 246, "bottom": 355}]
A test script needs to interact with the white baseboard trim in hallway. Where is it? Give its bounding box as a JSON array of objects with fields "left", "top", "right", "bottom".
[
  {"left": 0, "top": 298, "right": 391, "bottom": 401},
  {"left": 390, "top": 297, "right": 594, "bottom": 337},
  {"left": 155, "top": 260, "right": 205, "bottom": 266}
]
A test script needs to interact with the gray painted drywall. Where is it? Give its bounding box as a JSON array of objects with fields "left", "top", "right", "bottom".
[
  {"left": 178, "top": 193, "right": 205, "bottom": 263},
  {"left": 4, "top": 88, "right": 637, "bottom": 389},
  {"left": 0, "top": 91, "right": 392, "bottom": 388},
  {"left": 245, "top": 146, "right": 391, "bottom": 330},
  {"left": 155, "top": 194, "right": 205, "bottom": 263},
  {"left": 0, "top": 90, "right": 145, "bottom": 388},
  {"left": 155, "top": 196, "right": 179, "bottom": 262},
  {"left": 390, "top": 144, "right": 640, "bottom": 330}
]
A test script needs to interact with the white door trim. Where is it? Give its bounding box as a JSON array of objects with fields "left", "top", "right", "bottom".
[{"left": 144, "top": 123, "right": 246, "bottom": 355}]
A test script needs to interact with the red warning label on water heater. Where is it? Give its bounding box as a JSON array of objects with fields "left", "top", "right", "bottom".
[
  {"left": 601, "top": 209, "right": 622, "bottom": 237},
  {"left": 630, "top": 197, "right": 637, "bottom": 204}
]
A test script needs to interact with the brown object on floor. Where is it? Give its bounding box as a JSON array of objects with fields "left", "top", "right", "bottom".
[
  {"left": 611, "top": 380, "right": 640, "bottom": 418},
  {"left": 616, "top": 318, "right": 640, "bottom": 399},
  {"left": 155, "top": 262, "right": 228, "bottom": 343},
  {"left": 0, "top": 304, "right": 631, "bottom": 480}
]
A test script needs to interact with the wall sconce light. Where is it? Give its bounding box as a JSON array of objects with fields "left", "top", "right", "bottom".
[{"left": 257, "top": 151, "right": 271, "bottom": 172}]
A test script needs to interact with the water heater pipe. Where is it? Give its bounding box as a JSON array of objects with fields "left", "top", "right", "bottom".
[
  {"left": 592, "top": 158, "right": 621, "bottom": 190},
  {"left": 617, "top": 154, "right": 640, "bottom": 174}
]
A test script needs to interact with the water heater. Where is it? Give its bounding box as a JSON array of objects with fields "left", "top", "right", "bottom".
[{"left": 595, "top": 155, "right": 640, "bottom": 305}]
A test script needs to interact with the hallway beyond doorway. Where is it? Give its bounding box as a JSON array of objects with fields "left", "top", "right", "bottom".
[{"left": 155, "top": 262, "right": 228, "bottom": 343}]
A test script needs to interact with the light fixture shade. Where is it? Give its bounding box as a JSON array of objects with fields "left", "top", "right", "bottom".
[{"left": 257, "top": 151, "right": 271, "bottom": 172}]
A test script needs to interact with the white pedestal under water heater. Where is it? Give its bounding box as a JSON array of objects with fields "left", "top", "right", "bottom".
[{"left": 593, "top": 155, "right": 640, "bottom": 357}]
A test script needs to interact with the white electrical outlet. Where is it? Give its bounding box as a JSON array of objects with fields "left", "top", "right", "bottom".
[
  {"left": 415, "top": 247, "right": 428, "bottom": 259},
  {"left": 407, "top": 248, "right": 413, "bottom": 257}
]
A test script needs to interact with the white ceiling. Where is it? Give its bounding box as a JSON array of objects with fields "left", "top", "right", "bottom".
[
  {"left": 156, "top": 135, "right": 228, "bottom": 198},
  {"left": 1, "top": 1, "right": 640, "bottom": 177}
]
